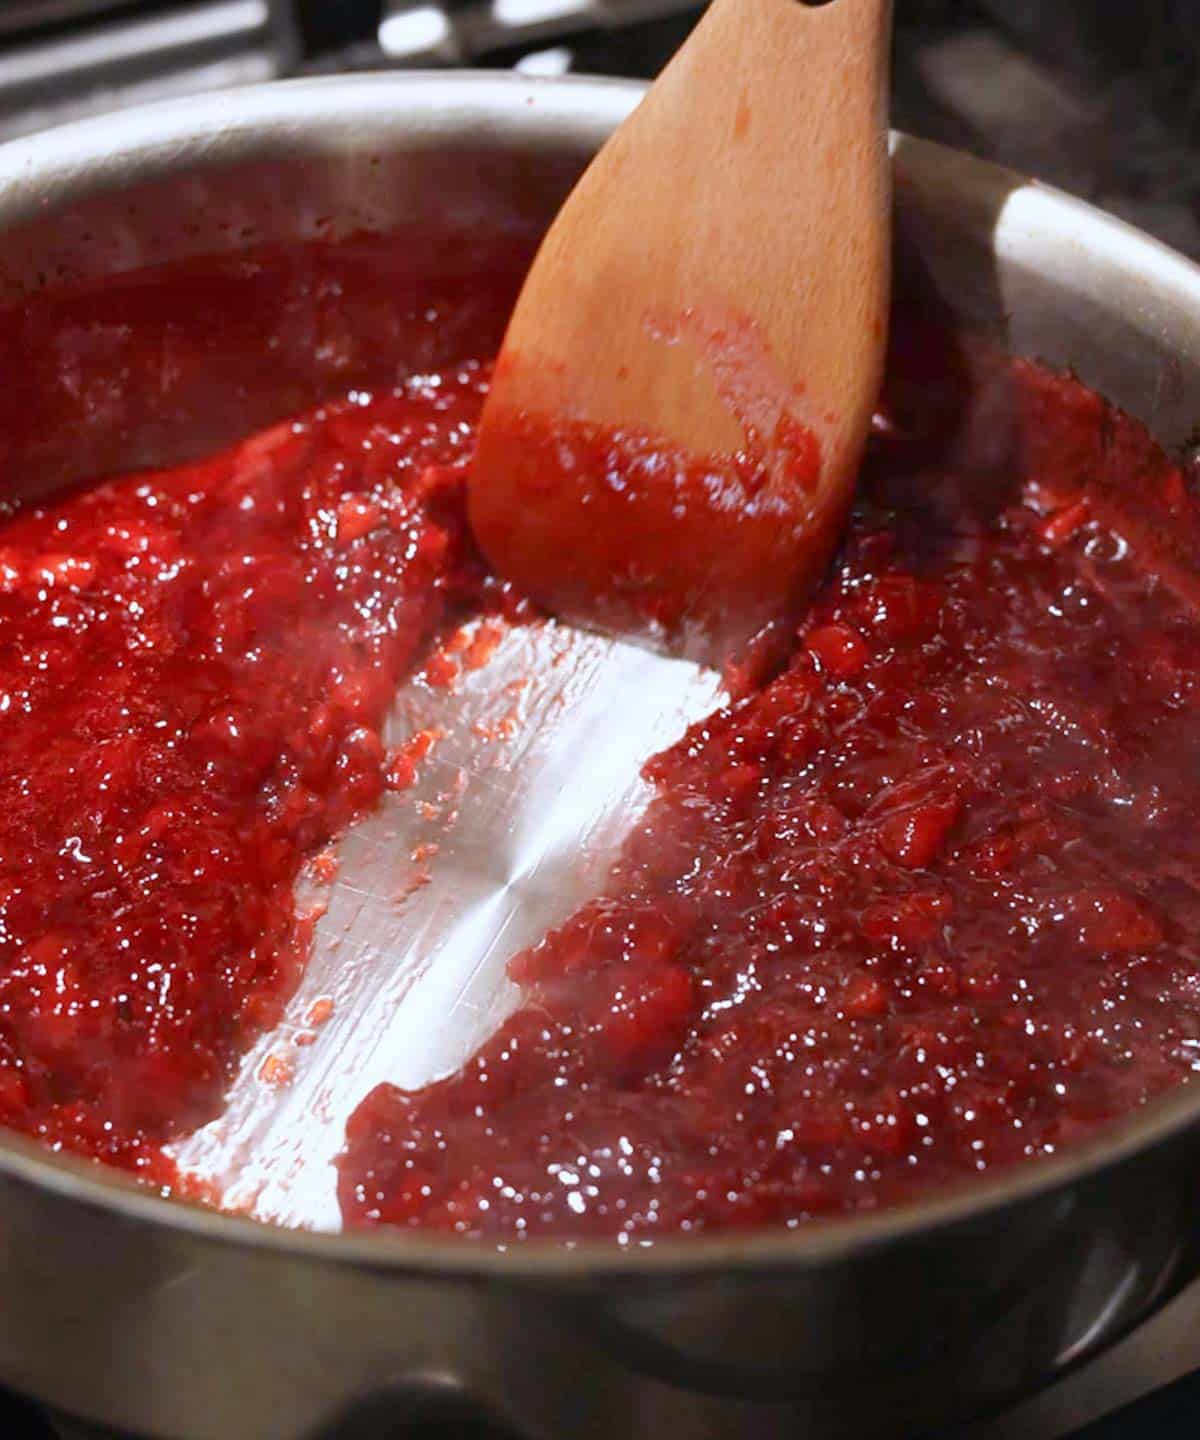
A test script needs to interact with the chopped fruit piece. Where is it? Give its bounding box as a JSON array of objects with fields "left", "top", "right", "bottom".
[
  {"left": 844, "top": 974, "right": 889, "bottom": 1018},
  {"left": 878, "top": 795, "right": 961, "bottom": 869},
  {"left": 307, "top": 998, "right": 335, "bottom": 1027},
  {"left": 1039, "top": 497, "right": 1090, "bottom": 548},
  {"left": 805, "top": 622, "right": 869, "bottom": 677},
  {"left": 334, "top": 498, "right": 384, "bottom": 546}
]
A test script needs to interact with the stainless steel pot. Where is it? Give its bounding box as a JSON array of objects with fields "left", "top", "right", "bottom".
[{"left": 1, "top": 71, "right": 1200, "bottom": 1440}]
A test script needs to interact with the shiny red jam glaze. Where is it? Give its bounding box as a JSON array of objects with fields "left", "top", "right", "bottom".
[
  {"left": 469, "top": 399, "right": 833, "bottom": 665},
  {"left": 340, "top": 355, "right": 1200, "bottom": 1241},
  {"left": 0, "top": 364, "right": 491, "bottom": 1179}
]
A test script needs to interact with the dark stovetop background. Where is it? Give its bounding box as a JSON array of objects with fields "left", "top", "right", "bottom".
[{"left": 1, "top": 2, "right": 1198, "bottom": 1436}]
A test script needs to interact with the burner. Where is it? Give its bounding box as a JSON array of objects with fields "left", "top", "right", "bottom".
[{"left": 0, "top": 0, "right": 298, "bottom": 140}]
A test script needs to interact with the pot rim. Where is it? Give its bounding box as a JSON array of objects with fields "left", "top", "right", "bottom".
[{"left": 3, "top": 69, "right": 1200, "bottom": 1280}]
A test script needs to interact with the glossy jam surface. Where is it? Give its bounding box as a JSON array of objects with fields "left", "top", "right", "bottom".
[
  {"left": 4, "top": 252, "right": 1200, "bottom": 1238},
  {"left": 0, "top": 364, "right": 488, "bottom": 1178},
  {"left": 469, "top": 390, "right": 831, "bottom": 664},
  {"left": 339, "top": 355, "right": 1200, "bottom": 1241}
]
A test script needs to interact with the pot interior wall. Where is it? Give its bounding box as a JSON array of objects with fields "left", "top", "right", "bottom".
[
  {"left": 0, "top": 133, "right": 581, "bottom": 503},
  {"left": 891, "top": 135, "right": 1200, "bottom": 455},
  {"left": 0, "top": 84, "right": 1195, "bottom": 515}
]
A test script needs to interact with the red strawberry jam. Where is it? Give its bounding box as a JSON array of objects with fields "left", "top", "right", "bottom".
[
  {"left": 4, "top": 243, "right": 1200, "bottom": 1243},
  {"left": 0, "top": 362, "right": 492, "bottom": 1180},
  {"left": 338, "top": 356, "right": 1200, "bottom": 1242}
]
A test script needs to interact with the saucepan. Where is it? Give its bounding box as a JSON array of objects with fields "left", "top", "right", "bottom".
[{"left": 1, "top": 72, "right": 1200, "bottom": 1440}]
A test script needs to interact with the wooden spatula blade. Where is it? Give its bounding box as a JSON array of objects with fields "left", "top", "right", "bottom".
[{"left": 470, "top": 0, "right": 892, "bottom": 664}]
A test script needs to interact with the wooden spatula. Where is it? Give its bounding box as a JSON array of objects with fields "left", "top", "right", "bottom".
[{"left": 469, "top": 0, "right": 893, "bottom": 666}]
